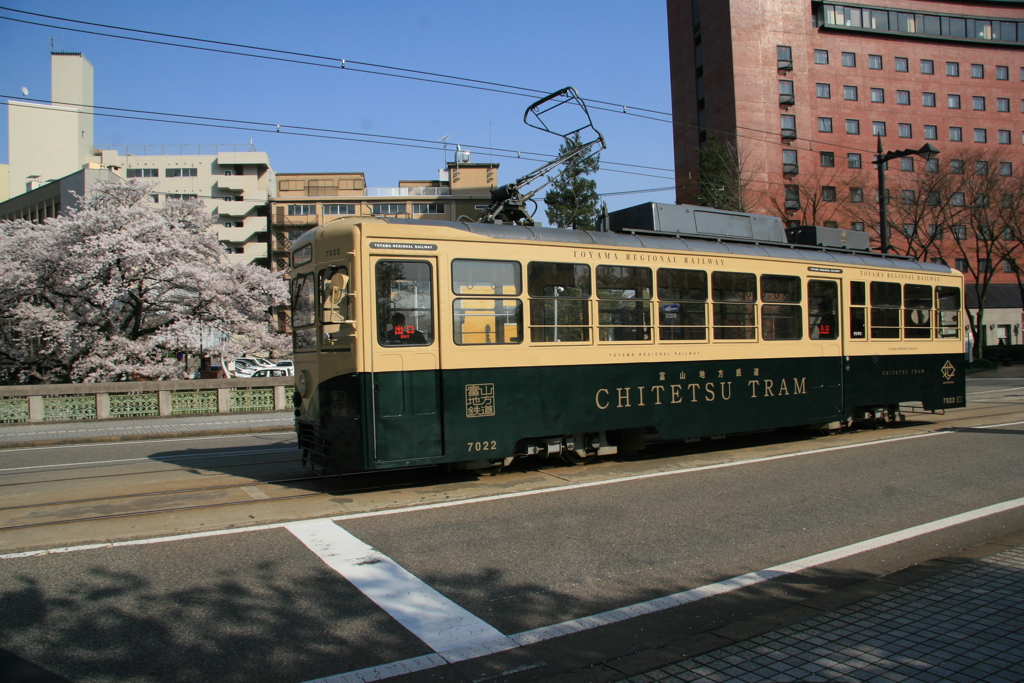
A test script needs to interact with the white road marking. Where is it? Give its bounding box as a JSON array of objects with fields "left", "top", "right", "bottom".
[
  {"left": 0, "top": 446, "right": 297, "bottom": 473},
  {"left": 287, "top": 519, "right": 516, "bottom": 658},
  {"left": 0, "top": 428, "right": 965, "bottom": 560},
  {"left": 315, "top": 493, "right": 1024, "bottom": 682}
]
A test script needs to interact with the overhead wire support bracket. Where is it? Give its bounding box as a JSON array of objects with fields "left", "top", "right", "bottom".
[{"left": 478, "top": 87, "right": 606, "bottom": 226}]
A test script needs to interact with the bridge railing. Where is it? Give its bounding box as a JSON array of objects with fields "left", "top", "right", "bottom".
[{"left": 0, "top": 376, "right": 294, "bottom": 424}]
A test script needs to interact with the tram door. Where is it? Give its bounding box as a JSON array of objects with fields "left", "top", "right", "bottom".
[
  {"left": 808, "top": 278, "right": 844, "bottom": 417},
  {"left": 370, "top": 257, "right": 443, "bottom": 462}
]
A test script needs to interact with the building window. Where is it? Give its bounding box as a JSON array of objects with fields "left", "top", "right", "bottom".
[
  {"left": 814, "top": 49, "right": 829, "bottom": 65},
  {"left": 953, "top": 226, "right": 967, "bottom": 240},
  {"left": 868, "top": 54, "right": 882, "bottom": 70},
  {"left": 902, "top": 190, "right": 915, "bottom": 205},
  {"left": 998, "top": 98, "right": 1010, "bottom": 112},
  {"left": 974, "top": 128, "right": 987, "bottom": 143},
  {"left": 848, "top": 153, "right": 862, "bottom": 168},
  {"left": 896, "top": 90, "right": 910, "bottom": 105},
  {"left": 412, "top": 203, "right": 445, "bottom": 214},
  {"left": 322, "top": 204, "right": 356, "bottom": 215},
  {"left": 999, "top": 129, "right": 1011, "bottom": 144},
  {"left": 846, "top": 119, "right": 860, "bottom": 135},
  {"left": 779, "top": 80, "right": 795, "bottom": 104},
  {"left": 952, "top": 193, "right": 966, "bottom": 206},
  {"left": 782, "top": 149, "right": 798, "bottom": 174},
  {"left": 979, "top": 258, "right": 993, "bottom": 273},
  {"left": 927, "top": 192, "right": 940, "bottom": 206},
  {"left": 924, "top": 125, "right": 937, "bottom": 140},
  {"left": 973, "top": 96, "right": 986, "bottom": 111},
  {"left": 149, "top": 194, "right": 159, "bottom": 203},
  {"left": 872, "top": 121, "right": 886, "bottom": 136},
  {"left": 781, "top": 114, "right": 796, "bottom": 139},
  {"left": 971, "top": 63, "right": 984, "bottom": 78},
  {"left": 951, "top": 159, "right": 964, "bottom": 174},
  {"left": 127, "top": 168, "right": 158, "bottom": 178},
  {"left": 1004, "top": 260, "right": 1017, "bottom": 273},
  {"left": 921, "top": 59, "right": 934, "bottom": 75},
  {"left": 822, "top": 186, "right": 837, "bottom": 202},
  {"left": 950, "top": 127, "right": 962, "bottom": 142},
  {"left": 287, "top": 204, "right": 316, "bottom": 216},
  {"left": 818, "top": 117, "right": 833, "bottom": 133},
  {"left": 784, "top": 186, "right": 800, "bottom": 210},
  {"left": 922, "top": 92, "right": 936, "bottom": 107},
  {"left": 898, "top": 123, "right": 912, "bottom": 138},
  {"left": 820, "top": 151, "right": 835, "bottom": 167},
  {"left": 850, "top": 187, "right": 864, "bottom": 203},
  {"left": 166, "top": 194, "right": 197, "bottom": 200},
  {"left": 895, "top": 57, "right": 909, "bottom": 72},
  {"left": 843, "top": 85, "right": 858, "bottom": 100},
  {"left": 842, "top": 52, "right": 856, "bottom": 67},
  {"left": 870, "top": 88, "right": 884, "bottom": 103},
  {"left": 851, "top": 222, "right": 865, "bottom": 231},
  {"left": 372, "top": 203, "right": 405, "bottom": 215},
  {"left": 955, "top": 258, "right": 968, "bottom": 272},
  {"left": 929, "top": 224, "right": 942, "bottom": 239},
  {"left": 777, "top": 45, "right": 793, "bottom": 70},
  {"left": 165, "top": 168, "right": 198, "bottom": 178},
  {"left": 1000, "top": 161, "right": 1013, "bottom": 176},
  {"left": 947, "top": 94, "right": 960, "bottom": 109},
  {"left": 946, "top": 62, "right": 959, "bottom": 77},
  {"left": 900, "top": 157, "right": 914, "bottom": 172},
  {"left": 975, "top": 161, "right": 989, "bottom": 175},
  {"left": 926, "top": 158, "right": 939, "bottom": 173},
  {"left": 997, "top": 65, "right": 1009, "bottom": 80},
  {"left": 816, "top": 83, "right": 831, "bottom": 98}
]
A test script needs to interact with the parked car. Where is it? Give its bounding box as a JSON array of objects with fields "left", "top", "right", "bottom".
[
  {"left": 250, "top": 367, "right": 293, "bottom": 378},
  {"left": 273, "top": 360, "right": 293, "bottom": 369}
]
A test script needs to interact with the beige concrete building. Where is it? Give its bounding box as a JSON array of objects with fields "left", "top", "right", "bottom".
[
  {"left": 268, "top": 160, "right": 498, "bottom": 271},
  {"left": 6, "top": 53, "right": 94, "bottom": 199}
]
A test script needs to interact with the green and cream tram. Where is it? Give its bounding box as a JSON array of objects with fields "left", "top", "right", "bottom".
[{"left": 289, "top": 203, "right": 966, "bottom": 474}]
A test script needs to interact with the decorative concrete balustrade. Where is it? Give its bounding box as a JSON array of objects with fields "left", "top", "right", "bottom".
[{"left": 0, "top": 376, "right": 294, "bottom": 424}]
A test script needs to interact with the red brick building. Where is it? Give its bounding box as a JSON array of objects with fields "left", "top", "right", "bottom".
[{"left": 668, "top": 0, "right": 1024, "bottom": 308}]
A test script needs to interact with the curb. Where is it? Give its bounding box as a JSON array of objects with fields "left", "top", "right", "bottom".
[{"left": 0, "top": 425, "right": 295, "bottom": 451}]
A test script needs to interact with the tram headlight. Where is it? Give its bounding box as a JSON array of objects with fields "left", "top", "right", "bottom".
[{"left": 298, "top": 369, "right": 311, "bottom": 397}]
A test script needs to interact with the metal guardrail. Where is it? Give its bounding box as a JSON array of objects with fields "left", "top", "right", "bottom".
[{"left": 0, "top": 376, "right": 294, "bottom": 424}]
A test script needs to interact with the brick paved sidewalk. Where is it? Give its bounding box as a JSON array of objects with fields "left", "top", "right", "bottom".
[
  {"left": 0, "top": 411, "right": 294, "bottom": 448},
  {"left": 615, "top": 546, "right": 1024, "bottom": 683}
]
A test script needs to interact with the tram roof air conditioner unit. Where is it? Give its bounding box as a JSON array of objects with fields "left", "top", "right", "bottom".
[
  {"left": 785, "top": 225, "right": 871, "bottom": 251},
  {"left": 608, "top": 203, "right": 788, "bottom": 245}
]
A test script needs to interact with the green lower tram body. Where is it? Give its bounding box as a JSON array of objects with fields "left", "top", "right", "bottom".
[{"left": 297, "top": 353, "right": 966, "bottom": 474}]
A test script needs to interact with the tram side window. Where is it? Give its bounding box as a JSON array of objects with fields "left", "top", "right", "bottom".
[
  {"left": 936, "top": 286, "right": 961, "bottom": 338},
  {"left": 290, "top": 272, "right": 317, "bottom": 350},
  {"left": 870, "top": 281, "right": 902, "bottom": 339},
  {"left": 292, "top": 244, "right": 312, "bottom": 268},
  {"left": 712, "top": 271, "right": 757, "bottom": 340},
  {"left": 808, "top": 280, "right": 839, "bottom": 339},
  {"left": 760, "top": 275, "right": 802, "bottom": 340},
  {"left": 597, "top": 265, "right": 652, "bottom": 341},
  {"left": 528, "top": 262, "right": 591, "bottom": 342},
  {"left": 904, "top": 284, "right": 933, "bottom": 339},
  {"left": 657, "top": 268, "right": 708, "bottom": 340},
  {"left": 451, "top": 259, "right": 523, "bottom": 345},
  {"left": 850, "top": 281, "right": 867, "bottom": 339},
  {"left": 376, "top": 260, "right": 434, "bottom": 346},
  {"left": 319, "top": 266, "right": 351, "bottom": 346}
]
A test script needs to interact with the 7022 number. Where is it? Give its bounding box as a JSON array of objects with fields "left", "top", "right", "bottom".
[{"left": 467, "top": 440, "right": 498, "bottom": 452}]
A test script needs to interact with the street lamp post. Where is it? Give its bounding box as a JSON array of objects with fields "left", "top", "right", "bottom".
[{"left": 874, "top": 139, "right": 940, "bottom": 254}]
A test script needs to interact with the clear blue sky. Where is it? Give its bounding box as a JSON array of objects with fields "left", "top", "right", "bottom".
[{"left": 0, "top": 1, "right": 676, "bottom": 212}]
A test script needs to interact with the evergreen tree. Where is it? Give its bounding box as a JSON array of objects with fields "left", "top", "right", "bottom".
[
  {"left": 696, "top": 135, "right": 749, "bottom": 212},
  {"left": 543, "top": 134, "right": 601, "bottom": 230}
]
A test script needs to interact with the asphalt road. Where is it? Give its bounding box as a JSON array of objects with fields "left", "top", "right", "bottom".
[{"left": 1, "top": 378, "right": 1023, "bottom": 683}]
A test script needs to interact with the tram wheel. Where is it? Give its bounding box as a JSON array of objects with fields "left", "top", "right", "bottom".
[
  {"left": 471, "top": 463, "right": 504, "bottom": 476},
  {"left": 560, "top": 450, "right": 595, "bottom": 466}
]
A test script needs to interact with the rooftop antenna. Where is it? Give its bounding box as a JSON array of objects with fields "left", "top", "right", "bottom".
[
  {"left": 439, "top": 134, "right": 451, "bottom": 168},
  {"left": 478, "top": 87, "right": 606, "bottom": 226}
]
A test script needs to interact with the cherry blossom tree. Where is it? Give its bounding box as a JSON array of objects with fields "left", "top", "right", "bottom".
[{"left": 0, "top": 180, "right": 289, "bottom": 383}]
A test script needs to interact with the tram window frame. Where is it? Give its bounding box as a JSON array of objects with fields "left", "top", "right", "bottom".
[
  {"left": 760, "top": 274, "right": 802, "bottom": 340},
  {"left": 596, "top": 265, "right": 653, "bottom": 342},
  {"left": 936, "top": 286, "right": 961, "bottom": 338},
  {"left": 319, "top": 265, "right": 352, "bottom": 347},
  {"left": 711, "top": 271, "right": 757, "bottom": 340},
  {"left": 290, "top": 271, "right": 317, "bottom": 350},
  {"left": 903, "top": 284, "right": 933, "bottom": 339},
  {"left": 451, "top": 259, "right": 523, "bottom": 346},
  {"left": 870, "top": 281, "right": 902, "bottom": 339},
  {"left": 292, "top": 244, "right": 312, "bottom": 268},
  {"left": 656, "top": 268, "right": 708, "bottom": 341},
  {"left": 527, "top": 261, "right": 592, "bottom": 343},
  {"left": 808, "top": 280, "right": 839, "bottom": 340},
  {"left": 375, "top": 260, "right": 435, "bottom": 347},
  {"left": 850, "top": 281, "right": 867, "bottom": 339}
]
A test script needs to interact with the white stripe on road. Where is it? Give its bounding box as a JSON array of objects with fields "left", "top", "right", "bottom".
[
  {"left": 287, "top": 519, "right": 516, "bottom": 658},
  {"left": 316, "top": 493, "right": 1024, "bottom": 682}
]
